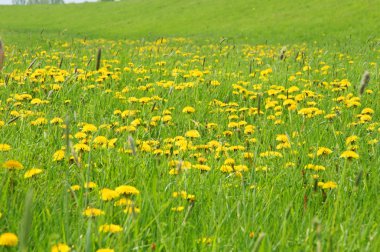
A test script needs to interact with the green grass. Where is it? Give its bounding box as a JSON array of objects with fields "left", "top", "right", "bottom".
[
  {"left": 0, "top": 36, "right": 379, "bottom": 251},
  {"left": 0, "top": 0, "right": 380, "bottom": 44},
  {"left": 0, "top": 1, "right": 380, "bottom": 251}
]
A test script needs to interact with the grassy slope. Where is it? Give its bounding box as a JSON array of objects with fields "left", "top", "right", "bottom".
[
  {"left": 1, "top": 1, "right": 380, "bottom": 251},
  {"left": 0, "top": 0, "right": 379, "bottom": 44}
]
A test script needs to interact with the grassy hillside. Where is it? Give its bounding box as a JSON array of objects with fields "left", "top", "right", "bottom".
[
  {"left": 1, "top": 0, "right": 379, "bottom": 44},
  {"left": 1, "top": 1, "right": 380, "bottom": 251}
]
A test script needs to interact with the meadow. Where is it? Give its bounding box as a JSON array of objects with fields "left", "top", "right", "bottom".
[{"left": 0, "top": 1, "right": 380, "bottom": 251}]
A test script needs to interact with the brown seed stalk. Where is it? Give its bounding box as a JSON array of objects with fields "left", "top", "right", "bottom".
[
  {"left": 0, "top": 40, "right": 5, "bottom": 71},
  {"left": 359, "top": 71, "right": 370, "bottom": 95},
  {"left": 279, "top": 46, "right": 286, "bottom": 60},
  {"left": 96, "top": 47, "right": 102, "bottom": 71}
]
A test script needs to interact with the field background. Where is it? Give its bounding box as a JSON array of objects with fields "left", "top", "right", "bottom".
[
  {"left": 0, "top": 0, "right": 380, "bottom": 251},
  {"left": 1, "top": 0, "right": 380, "bottom": 45}
]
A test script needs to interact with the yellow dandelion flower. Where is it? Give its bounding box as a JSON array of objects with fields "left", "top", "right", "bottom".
[
  {"left": 173, "top": 191, "right": 186, "bottom": 198},
  {"left": 124, "top": 206, "right": 141, "bottom": 214},
  {"left": 206, "top": 123, "right": 218, "bottom": 130},
  {"left": 0, "top": 144, "right": 11, "bottom": 151},
  {"left": 96, "top": 249, "right": 114, "bottom": 252},
  {"left": 30, "top": 98, "right": 42, "bottom": 105},
  {"left": 276, "top": 142, "right": 291, "bottom": 149},
  {"left": 114, "top": 198, "right": 133, "bottom": 207},
  {"left": 227, "top": 121, "right": 239, "bottom": 129},
  {"left": 130, "top": 118, "right": 141, "bottom": 127},
  {"left": 323, "top": 181, "right": 337, "bottom": 189},
  {"left": 24, "top": 168, "right": 43, "bottom": 178},
  {"left": 169, "top": 168, "right": 180, "bottom": 175},
  {"left": 162, "top": 115, "right": 172, "bottom": 123},
  {"left": 31, "top": 117, "right": 48, "bottom": 126},
  {"left": 115, "top": 185, "right": 140, "bottom": 195},
  {"left": 318, "top": 181, "right": 337, "bottom": 189},
  {"left": 107, "top": 138, "right": 118, "bottom": 148},
  {"left": 186, "top": 194, "right": 196, "bottom": 202},
  {"left": 285, "top": 162, "right": 295, "bottom": 168},
  {"left": 220, "top": 165, "right": 233, "bottom": 173},
  {"left": 182, "top": 106, "right": 195, "bottom": 113},
  {"left": 185, "top": 130, "right": 200, "bottom": 138},
  {"left": 244, "top": 125, "right": 255, "bottom": 134},
  {"left": 234, "top": 165, "right": 249, "bottom": 172},
  {"left": 171, "top": 206, "right": 185, "bottom": 212},
  {"left": 197, "top": 237, "right": 213, "bottom": 244},
  {"left": 368, "top": 139, "right": 378, "bottom": 145},
  {"left": 210, "top": 80, "right": 220, "bottom": 86},
  {"left": 197, "top": 156, "right": 207, "bottom": 163},
  {"left": 100, "top": 188, "right": 120, "bottom": 201},
  {"left": 224, "top": 158, "right": 235, "bottom": 165},
  {"left": 276, "top": 134, "right": 289, "bottom": 142},
  {"left": 2, "top": 160, "right": 24, "bottom": 170},
  {"left": 53, "top": 150, "right": 65, "bottom": 161},
  {"left": 74, "top": 143, "right": 90, "bottom": 152},
  {"left": 74, "top": 132, "right": 87, "bottom": 139},
  {"left": 84, "top": 182, "right": 97, "bottom": 189},
  {"left": 345, "top": 136, "right": 359, "bottom": 146},
  {"left": 312, "top": 174, "right": 319, "bottom": 179},
  {"left": 340, "top": 150, "right": 359, "bottom": 160},
  {"left": 243, "top": 152, "right": 254, "bottom": 159},
  {"left": 51, "top": 84, "right": 62, "bottom": 91},
  {"left": 50, "top": 117, "right": 64, "bottom": 125},
  {"left": 82, "top": 123, "right": 97, "bottom": 133},
  {"left": 140, "top": 143, "right": 152, "bottom": 152},
  {"left": 115, "top": 125, "right": 136, "bottom": 133},
  {"left": 324, "top": 113, "right": 336, "bottom": 119},
  {"left": 259, "top": 151, "right": 283, "bottom": 158},
  {"left": 274, "top": 119, "right": 284, "bottom": 125},
  {"left": 69, "top": 185, "right": 80, "bottom": 192},
  {"left": 193, "top": 164, "right": 211, "bottom": 171},
  {"left": 317, "top": 147, "right": 333, "bottom": 156},
  {"left": 51, "top": 243, "right": 71, "bottom": 252},
  {"left": 247, "top": 138, "right": 257, "bottom": 144},
  {"left": 361, "top": 108, "right": 374, "bottom": 115},
  {"left": 255, "top": 166, "right": 269, "bottom": 172},
  {"left": 359, "top": 114, "right": 372, "bottom": 123},
  {"left": 99, "top": 224, "right": 123, "bottom": 233},
  {"left": 0, "top": 232, "right": 18, "bottom": 247},
  {"left": 93, "top": 136, "right": 108, "bottom": 147},
  {"left": 304, "top": 164, "right": 326, "bottom": 171},
  {"left": 83, "top": 207, "right": 105, "bottom": 217}
]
